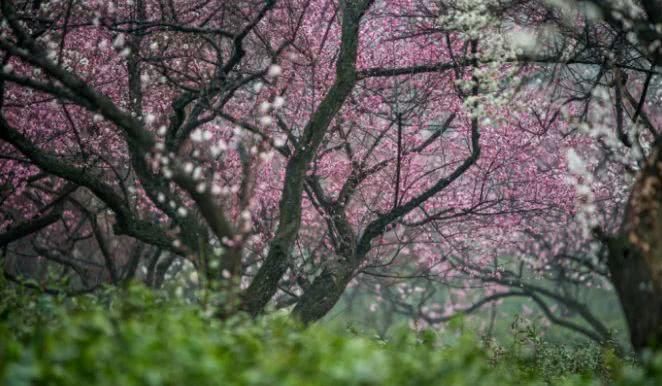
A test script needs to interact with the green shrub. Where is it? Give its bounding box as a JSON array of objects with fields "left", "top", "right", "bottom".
[{"left": 0, "top": 283, "right": 660, "bottom": 386}]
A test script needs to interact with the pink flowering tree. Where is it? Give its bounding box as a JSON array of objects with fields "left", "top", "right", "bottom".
[{"left": 1, "top": 0, "right": 661, "bottom": 353}]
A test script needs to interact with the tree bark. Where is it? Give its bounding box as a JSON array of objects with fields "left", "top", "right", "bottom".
[
  {"left": 240, "top": 0, "right": 373, "bottom": 316},
  {"left": 608, "top": 145, "right": 662, "bottom": 352},
  {"left": 292, "top": 261, "right": 356, "bottom": 324}
]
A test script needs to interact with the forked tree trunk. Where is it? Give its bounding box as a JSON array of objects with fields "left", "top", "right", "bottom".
[
  {"left": 240, "top": 0, "right": 373, "bottom": 316},
  {"left": 608, "top": 146, "right": 662, "bottom": 353},
  {"left": 292, "top": 261, "right": 356, "bottom": 324}
]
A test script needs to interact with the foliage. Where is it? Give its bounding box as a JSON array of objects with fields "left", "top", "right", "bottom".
[{"left": 1, "top": 283, "right": 661, "bottom": 386}]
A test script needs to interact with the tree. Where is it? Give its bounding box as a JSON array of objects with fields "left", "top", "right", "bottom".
[
  {"left": 498, "top": 0, "right": 662, "bottom": 353},
  {"left": 2, "top": 0, "right": 660, "bottom": 354},
  {"left": 571, "top": 0, "right": 662, "bottom": 353}
]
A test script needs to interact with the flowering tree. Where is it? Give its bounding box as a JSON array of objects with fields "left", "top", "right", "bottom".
[
  {"left": 508, "top": 0, "right": 662, "bottom": 352},
  {"left": 575, "top": 0, "right": 662, "bottom": 353},
  {"left": 1, "top": 0, "right": 660, "bottom": 353}
]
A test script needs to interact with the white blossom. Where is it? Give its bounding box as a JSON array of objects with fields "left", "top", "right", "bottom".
[
  {"left": 267, "top": 64, "right": 282, "bottom": 77},
  {"left": 274, "top": 135, "right": 287, "bottom": 147},
  {"left": 210, "top": 145, "right": 221, "bottom": 157},
  {"left": 259, "top": 101, "right": 271, "bottom": 113},
  {"left": 144, "top": 113, "right": 156, "bottom": 125},
  {"left": 113, "top": 34, "right": 125, "bottom": 48},
  {"left": 259, "top": 116, "right": 273, "bottom": 125},
  {"left": 217, "top": 139, "right": 228, "bottom": 151},
  {"left": 190, "top": 129, "right": 203, "bottom": 142},
  {"left": 566, "top": 149, "right": 586, "bottom": 175},
  {"left": 272, "top": 96, "right": 286, "bottom": 109},
  {"left": 192, "top": 166, "right": 202, "bottom": 180}
]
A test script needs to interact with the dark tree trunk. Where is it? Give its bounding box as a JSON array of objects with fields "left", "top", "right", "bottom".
[
  {"left": 292, "top": 262, "right": 356, "bottom": 324},
  {"left": 608, "top": 146, "right": 662, "bottom": 353},
  {"left": 607, "top": 237, "right": 662, "bottom": 352},
  {"left": 240, "top": 0, "right": 373, "bottom": 316}
]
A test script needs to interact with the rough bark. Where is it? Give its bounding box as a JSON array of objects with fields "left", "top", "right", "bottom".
[
  {"left": 292, "top": 262, "right": 356, "bottom": 324},
  {"left": 607, "top": 145, "right": 662, "bottom": 352},
  {"left": 240, "top": 0, "right": 373, "bottom": 316}
]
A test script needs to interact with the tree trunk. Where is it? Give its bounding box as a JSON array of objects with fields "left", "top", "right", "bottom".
[
  {"left": 292, "top": 261, "right": 356, "bottom": 324},
  {"left": 608, "top": 146, "right": 662, "bottom": 353},
  {"left": 240, "top": 0, "right": 372, "bottom": 316}
]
